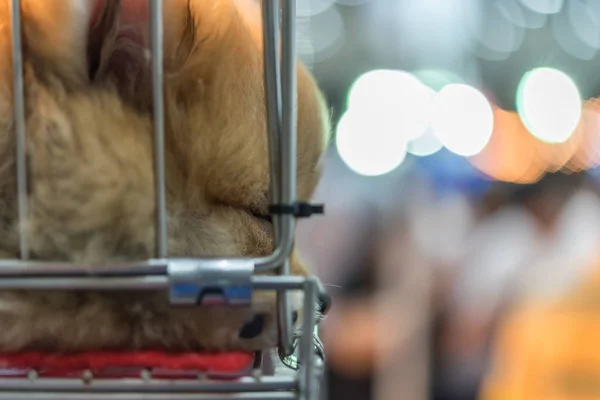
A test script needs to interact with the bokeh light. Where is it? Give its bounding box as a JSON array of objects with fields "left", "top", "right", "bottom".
[
  {"left": 469, "top": 99, "right": 600, "bottom": 183},
  {"left": 407, "top": 128, "right": 443, "bottom": 157},
  {"left": 335, "top": 0, "right": 371, "bottom": 5},
  {"left": 517, "top": 68, "right": 582, "bottom": 144},
  {"left": 476, "top": 1, "right": 525, "bottom": 55},
  {"left": 297, "top": 0, "right": 336, "bottom": 17},
  {"left": 519, "top": 0, "right": 563, "bottom": 15},
  {"left": 336, "top": 111, "right": 408, "bottom": 176},
  {"left": 551, "top": 4, "right": 598, "bottom": 60},
  {"left": 431, "top": 84, "right": 494, "bottom": 157},
  {"left": 297, "top": 5, "right": 345, "bottom": 66},
  {"left": 566, "top": 99, "right": 600, "bottom": 172},
  {"left": 347, "top": 70, "right": 435, "bottom": 141},
  {"left": 413, "top": 69, "right": 464, "bottom": 91},
  {"left": 499, "top": 0, "right": 547, "bottom": 29},
  {"left": 469, "top": 107, "right": 548, "bottom": 183},
  {"left": 568, "top": 0, "right": 600, "bottom": 50}
]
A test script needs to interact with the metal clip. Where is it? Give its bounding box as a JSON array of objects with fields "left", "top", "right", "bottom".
[
  {"left": 279, "top": 326, "right": 325, "bottom": 371},
  {"left": 167, "top": 259, "right": 254, "bottom": 306}
]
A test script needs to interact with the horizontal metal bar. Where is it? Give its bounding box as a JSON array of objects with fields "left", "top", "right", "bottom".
[
  {"left": 0, "top": 255, "right": 304, "bottom": 276},
  {"left": 0, "top": 376, "right": 296, "bottom": 393},
  {"left": 0, "top": 275, "right": 306, "bottom": 291},
  {"left": 0, "top": 276, "right": 167, "bottom": 290},
  {"left": 0, "top": 393, "right": 297, "bottom": 400},
  {"left": 252, "top": 276, "right": 305, "bottom": 290},
  {"left": 0, "top": 260, "right": 167, "bottom": 276}
]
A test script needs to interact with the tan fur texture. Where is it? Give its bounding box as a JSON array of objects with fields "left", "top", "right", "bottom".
[{"left": 0, "top": 0, "right": 330, "bottom": 352}]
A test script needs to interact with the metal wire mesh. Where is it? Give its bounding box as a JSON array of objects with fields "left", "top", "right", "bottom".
[{"left": 1, "top": 0, "right": 323, "bottom": 398}]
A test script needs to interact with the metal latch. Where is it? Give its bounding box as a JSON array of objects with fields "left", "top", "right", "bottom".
[
  {"left": 279, "top": 325, "right": 325, "bottom": 370},
  {"left": 167, "top": 259, "right": 254, "bottom": 306}
]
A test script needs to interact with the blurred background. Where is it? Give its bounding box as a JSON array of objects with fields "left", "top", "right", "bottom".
[{"left": 293, "top": 1, "right": 600, "bottom": 399}]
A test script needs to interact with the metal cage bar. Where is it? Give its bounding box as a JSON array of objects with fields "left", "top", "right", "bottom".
[
  {"left": 10, "top": 0, "right": 29, "bottom": 261},
  {"left": 276, "top": 0, "right": 298, "bottom": 358},
  {"left": 0, "top": 394, "right": 298, "bottom": 400},
  {"left": 0, "top": 376, "right": 299, "bottom": 393},
  {"left": 0, "top": 274, "right": 307, "bottom": 291},
  {"left": 150, "top": 0, "right": 168, "bottom": 258},
  {"left": 255, "top": 0, "right": 298, "bottom": 270},
  {"left": 260, "top": 0, "right": 293, "bottom": 358},
  {"left": 262, "top": 0, "right": 282, "bottom": 249},
  {"left": 1, "top": 0, "right": 323, "bottom": 398},
  {"left": 299, "top": 278, "right": 317, "bottom": 400}
]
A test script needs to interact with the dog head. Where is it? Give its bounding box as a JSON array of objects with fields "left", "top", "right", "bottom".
[
  {"left": 0, "top": 0, "right": 330, "bottom": 268},
  {"left": 0, "top": 0, "right": 331, "bottom": 352}
]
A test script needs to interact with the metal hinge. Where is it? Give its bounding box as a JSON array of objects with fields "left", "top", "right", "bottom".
[{"left": 167, "top": 259, "right": 254, "bottom": 306}]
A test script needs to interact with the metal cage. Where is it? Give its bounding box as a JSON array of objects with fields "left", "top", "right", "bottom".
[{"left": 0, "top": 0, "right": 325, "bottom": 398}]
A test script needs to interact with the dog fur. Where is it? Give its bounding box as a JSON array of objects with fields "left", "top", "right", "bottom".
[{"left": 0, "top": 0, "right": 329, "bottom": 352}]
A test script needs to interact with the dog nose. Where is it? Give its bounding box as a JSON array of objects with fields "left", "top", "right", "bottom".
[
  {"left": 318, "top": 289, "right": 331, "bottom": 315},
  {"left": 239, "top": 314, "right": 265, "bottom": 339}
]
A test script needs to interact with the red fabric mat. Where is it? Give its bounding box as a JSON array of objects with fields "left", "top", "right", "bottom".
[{"left": 0, "top": 351, "right": 255, "bottom": 377}]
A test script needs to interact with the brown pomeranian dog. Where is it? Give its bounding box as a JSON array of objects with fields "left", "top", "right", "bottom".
[{"left": 0, "top": 0, "right": 330, "bottom": 353}]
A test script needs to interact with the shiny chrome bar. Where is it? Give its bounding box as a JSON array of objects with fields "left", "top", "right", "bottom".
[
  {"left": 0, "top": 276, "right": 167, "bottom": 290},
  {"left": 10, "top": 0, "right": 29, "bottom": 260},
  {"left": 0, "top": 273, "right": 306, "bottom": 291},
  {"left": 150, "top": 0, "right": 168, "bottom": 258},
  {"left": 299, "top": 277, "right": 317, "bottom": 400},
  {"left": 260, "top": 0, "right": 295, "bottom": 356},
  {"left": 278, "top": 260, "right": 294, "bottom": 357},
  {"left": 0, "top": 394, "right": 297, "bottom": 400},
  {"left": 262, "top": 0, "right": 282, "bottom": 246},
  {"left": 0, "top": 376, "right": 297, "bottom": 393},
  {"left": 255, "top": 0, "right": 298, "bottom": 272},
  {"left": 0, "top": 259, "right": 167, "bottom": 276},
  {"left": 280, "top": 0, "right": 298, "bottom": 255}
]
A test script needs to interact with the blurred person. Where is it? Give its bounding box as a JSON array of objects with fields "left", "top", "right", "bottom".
[
  {"left": 400, "top": 187, "right": 479, "bottom": 400},
  {"left": 319, "top": 205, "right": 384, "bottom": 400},
  {"left": 296, "top": 159, "right": 449, "bottom": 400},
  {"left": 437, "top": 172, "right": 600, "bottom": 400},
  {"left": 296, "top": 159, "right": 382, "bottom": 400},
  {"left": 480, "top": 243, "right": 600, "bottom": 400},
  {"left": 374, "top": 180, "right": 479, "bottom": 400}
]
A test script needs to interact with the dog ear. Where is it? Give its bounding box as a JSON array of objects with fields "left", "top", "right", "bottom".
[
  {"left": 88, "top": 0, "right": 123, "bottom": 83},
  {"left": 11, "top": 0, "right": 102, "bottom": 88},
  {"left": 90, "top": 0, "right": 150, "bottom": 107},
  {"left": 93, "top": 0, "right": 249, "bottom": 111},
  {"left": 91, "top": 0, "right": 197, "bottom": 110},
  {"left": 0, "top": 0, "right": 126, "bottom": 88}
]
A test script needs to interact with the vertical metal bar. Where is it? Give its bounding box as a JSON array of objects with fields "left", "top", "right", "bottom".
[
  {"left": 150, "top": 0, "right": 168, "bottom": 258},
  {"left": 278, "top": 0, "right": 297, "bottom": 261},
  {"left": 262, "top": 0, "right": 282, "bottom": 245},
  {"left": 10, "top": 0, "right": 29, "bottom": 260},
  {"left": 299, "top": 278, "right": 317, "bottom": 400},
  {"left": 262, "top": 0, "right": 294, "bottom": 357},
  {"left": 277, "top": 262, "right": 294, "bottom": 356},
  {"left": 254, "top": 0, "right": 297, "bottom": 273},
  {"left": 280, "top": 0, "right": 297, "bottom": 205},
  {"left": 278, "top": 0, "right": 298, "bottom": 355}
]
